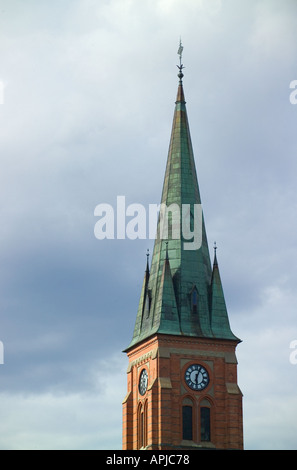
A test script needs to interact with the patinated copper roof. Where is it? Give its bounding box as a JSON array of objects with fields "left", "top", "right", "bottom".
[{"left": 125, "top": 66, "right": 239, "bottom": 351}]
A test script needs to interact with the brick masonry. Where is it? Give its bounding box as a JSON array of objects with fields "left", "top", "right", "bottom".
[{"left": 122, "top": 334, "right": 243, "bottom": 450}]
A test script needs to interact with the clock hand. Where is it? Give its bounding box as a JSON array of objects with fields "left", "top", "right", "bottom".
[{"left": 196, "top": 366, "right": 201, "bottom": 384}]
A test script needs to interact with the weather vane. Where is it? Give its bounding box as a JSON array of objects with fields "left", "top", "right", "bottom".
[{"left": 177, "top": 38, "right": 184, "bottom": 79}]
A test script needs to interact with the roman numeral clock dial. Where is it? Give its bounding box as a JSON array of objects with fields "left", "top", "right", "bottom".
[
  {"left": 185, "top": 364, "right": 209, "bottom": 391},
  {"left": 139, "top": 369, "right": 148, "bottom": 396}
]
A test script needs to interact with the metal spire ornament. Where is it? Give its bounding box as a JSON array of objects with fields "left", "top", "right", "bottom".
[{"left": 177, "top": 39, "right": 184, "bottom": 80}]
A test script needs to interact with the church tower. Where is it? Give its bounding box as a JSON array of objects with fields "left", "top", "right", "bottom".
[{"left": 122, "top": 45, "right": 243, "bottom": 450}]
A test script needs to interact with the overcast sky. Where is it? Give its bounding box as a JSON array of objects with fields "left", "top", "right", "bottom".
[{"left": 0, "top": 0, "right": 297, "bottom": 450}]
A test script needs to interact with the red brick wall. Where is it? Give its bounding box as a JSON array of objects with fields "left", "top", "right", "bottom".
[{"left": 122, "top": 334, "right": 243, "bottom": 450}]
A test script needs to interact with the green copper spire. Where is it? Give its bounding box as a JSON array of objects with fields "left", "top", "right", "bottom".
[
  {"left": 125, "top": 47, "right": 238, "bottom": 351},
  {"left": 210, "top": 244, "right": 238, "bottom": 340}
]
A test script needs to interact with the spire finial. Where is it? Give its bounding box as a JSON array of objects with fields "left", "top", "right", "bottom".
[
  {"left": 213, "top": 242, "right": 218, "bottom": 266},
  {"left": 177, "top": 38, "right": 184, "bottom": 81}
]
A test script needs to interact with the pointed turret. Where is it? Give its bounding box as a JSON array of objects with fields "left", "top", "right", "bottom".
[
  {"left": 210, "top": 244, "right": 239, "bottom": 341},
  {"left": 130, "top": 251, "right": 150, "bottom": 341}
]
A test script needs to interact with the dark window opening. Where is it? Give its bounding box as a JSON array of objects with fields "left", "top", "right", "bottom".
[
  {"left": 143, "top": 289, "right": 152, "bottom": 319},
  {"left": 200, "top": 407, "right": 211, "bottom": 441},
  {"left": 139, "top": 411, "right": 144, "bottom": 447},
  {"left": 192, "top": 288, "right": 198, "bottom": 314},
  {"left": 182, "top": 405, "right": 193, "bottom": 440}
]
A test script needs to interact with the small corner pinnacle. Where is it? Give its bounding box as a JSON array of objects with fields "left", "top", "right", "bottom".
[{"left": 213, "top": 242, "right": 218, "bottom": 266}]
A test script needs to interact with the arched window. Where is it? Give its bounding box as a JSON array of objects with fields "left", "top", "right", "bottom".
[
  {"left": 200, "top": 406, "right": 211, "bottom": 442},
  {"left": 137, "top": 403, "right": 143, "bottom": 448},
  {"left": 137, "top": 401, "right": 148, "bottom": 448},
  {"left": 182, "top": 406, "right": 192, "bottom": 440},
  {"left": 143, "top": 400, "right": 148, "bottom": 448},
  {"left": 182, "top": 398, "right": 194, "bottom": 440}
]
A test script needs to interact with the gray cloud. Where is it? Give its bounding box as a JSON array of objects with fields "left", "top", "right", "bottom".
[{"left": 0, "top": 0, "right": 297, "bottom": 449}]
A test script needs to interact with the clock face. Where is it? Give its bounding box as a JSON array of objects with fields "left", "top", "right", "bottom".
[
  {"left": 185, "top": 364, "right": 209, "bottom": 391},
  {"left": 139, "top": 369, "right": 148, "bottom": 396}
]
